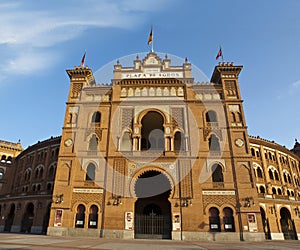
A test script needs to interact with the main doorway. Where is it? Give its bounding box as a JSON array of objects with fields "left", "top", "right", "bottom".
[{"left": 134, "top": 170, "right": 172, "bottom": 239}]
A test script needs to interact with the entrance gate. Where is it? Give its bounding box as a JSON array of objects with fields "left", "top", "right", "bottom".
[{"left": 135, "top": 213, "right": 171, "bottom": 239}]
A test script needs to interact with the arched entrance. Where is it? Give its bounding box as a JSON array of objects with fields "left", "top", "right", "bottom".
[
  {"left": 21, "top": 203, "right": 34, "bottom": 233},
  {"left": 4, "top": 204, "right": 15, "bottom": 232},
  {"left": 134, "top": 170, "right": 172, "bottom": 239},
  {"left": 280, "top": 207, "right": 297, "bottom": 240},
  {"left": 260, "top": 207, "right": 271, "bottom": 239}
]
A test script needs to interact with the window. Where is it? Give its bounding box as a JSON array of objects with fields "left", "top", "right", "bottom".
[
  {"left": 86, "top": 163, "right": 96, "bottom": 181},
  {"left": 91, "top": 111, "right": 101, "bottom": 124},
  {"left": 274, "top": 171, "right": 279, "bottom": 181},
  {"left": 277, "top": 188, "right": 282, "bottom": 195},
  {"left": 212, "top": 164, "right": 224, "bottom": 182},
  {"left": 0, "top": 168, "right": 4, "bottom": 180},
  {"left": 174, "top": 131, "right": 184, "bottom": 151},
  {"left": 120, "top": 132, "right": 132, "bottom": 151},
  {"left": 209, "top": 134, "right": 220, "bottom": 152},
  {"left": 88, "top": 135, "right": 98, "bottom": 151},
  {"left": 272, "top": 187, "right": 276, "bottom": 195},
  {"left": 75, "top": 204, "right": 86, "bottom": 228},
  {"left": 251, "top": 148, "right": 255, "bottom": 157},
  {"left": 209, "top": 207, "right": 220, "bottom": 232},
  {"left": 223, "top": 207, "right": 235, "bottom": 232},
  {"left": 1, "top": 155, "right": 6, "bottom": 163},
  {"left": 269, "top": 169, "right": 274, "bottom": 180},
  {"left": 257, "top": 168, "right": 263, "bottom": 178},
  {"left": 88, "top": 205, "right": 99, "bottom": 228},
  {"left": 206, "top": 110, "right": 217, "bottom": 123},
  {"left": 259, "top": 186, "right": 265, "bottom": 194}
]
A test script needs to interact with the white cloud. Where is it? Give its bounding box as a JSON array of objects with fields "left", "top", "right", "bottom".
[
  {"left": 0, "top": 0, "right": 172, "bottom": 79},
  {"left": 292, "top": 80, "right": 300, "bottom": 88}
]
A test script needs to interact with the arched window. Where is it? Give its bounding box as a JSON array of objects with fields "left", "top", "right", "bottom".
[
  {"left": 212, "top": 164, "right": 224, "bottom": 183},
  {"left": 277, "top": 188, "right": 282, "bottom": 195},
  {"left": 288, "top": 174, "right": 292, "bottom": 184},
  {"left": 34, "top": 168, "right": 39, "bottom": 179},
  {"left": 259, "top": 186, "right": 265, "bottom": 194},
  {"left": 223, "top": 207, "right": 235, "bottom": 232},
  {"left": 48, "top": 165, "right": 55, "bottom": 178},
  {"left": 209, "top": 134, "right": 220, "bottom": 152},
  {"left": 272, "top": 187, "right": 277, "bottom": 195},
  {"left": 120, "top": 131, "right": 132, "bottom": 151},
  {"left": 88, "top": 205, "right": 99, "bottom": 228},
  {"left": 269, "top": 169, "right": 274, "bottom": 180},
  {"left": 206, "top": 110, "right": 218, "bottom": 123},
  {"left": 230, "top": 112, "right": 236, "bottom": 123},
  {"left": 287, "top": 190, "right": 290, "bottom": 196},
  {"left": 174, "top": 131, "right": 184, "bottom": 151},
  {"left": 47, "top": 183, "right": 52, "bottom": 191},
  {"left": 88, "top": 134, "right": 98, "bottom": 151},
  {"left": 0, "top": 168, "right": 4, "bottom": 180},
  {"left": 251, "top": 148, "right": 255, "bottom": 157},
  {"left": 6, "top": 156, "right": 12, "bottom": 164},
  {"left": 39, "top": 167, "right": 44, "bottom": 179},
  {"left": 209, "top": 207, "right": 221, "bottom": 232},
  {"left": 235, "top": 112, "right": 242, "bottom": 122},
  {"left": 91, "top": 111, "right": 101, "bottom": 124},
  {"left": 257, "top": 168, "right": 263, "bottom": 178},
  {"left": 75, "top": 204, "right": 85, "bottom": 228},
  {"left": 1, "top": 155, "right": 6, "bottom": 163},
  {"left": 274, "top": 171, "right": 279, "bottom": 181},
  {"left": 86, "top": 163, "right": 96, "bottom": 181},
  {"left": 284, "top": 173, "right": 288, "bottom": 183},
  {"left": 141, "top": 111, "right": 164, "bottom": 151}
]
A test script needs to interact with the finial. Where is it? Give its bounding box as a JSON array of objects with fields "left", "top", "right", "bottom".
[
  {"left": 165, "top": 54, "right": 168, "bottom": 59},
  {"left": 136, "top": 55, "right": 139, "bottom": 60},
  {"left": 185, "top": 57, "right": 188, "bottom": 63},
  {"left": 116, "top": 59, "right": 120, "bottom": 65},
  {"left": 296, "top": 138, "right": 298, "bottom": 143}
]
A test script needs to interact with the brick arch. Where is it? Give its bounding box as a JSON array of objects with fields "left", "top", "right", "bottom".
[
  {"left": 136, "top": 108, "right": 168, "bottom": 124},
  {"left": 129, "top": 166, "right": 176, "bottom": 199}
]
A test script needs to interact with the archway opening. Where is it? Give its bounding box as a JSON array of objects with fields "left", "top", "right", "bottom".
[
  {"left": 141, "top": 111, "right": 164, "bottom": 151},
  {"left": 134, "top": 170, "right": 171, "bottom": 239},
  {"left": 4, "top": 204, "right": 15, "bottom": 232},
  {"left": 280, "top": 207, "right": 297, "bottom": 240},
  {"left": 260, "top": 207, "right": 271, "bottom": 239},
  {"left": 21, "top": 203, "right": 34, "bottom": 233}
]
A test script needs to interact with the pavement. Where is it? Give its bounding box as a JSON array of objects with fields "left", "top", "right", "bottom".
[{"left": 0, "top": 233, "right": 299, "bottom": 250}]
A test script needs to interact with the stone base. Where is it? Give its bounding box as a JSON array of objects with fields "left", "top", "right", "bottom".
[
  {"left": 172, "top": 231, "right": 182, "bottom": 240},
  {"left": 270, "top": 233, "right": 284, "bottom": 240},
  {"left": 47, "top": 227, "right": 101, "bottom": 237},
  {"left": 243, "top": 232, "right": 265, "bottom": 241},
  {"left": 10, "top": 225, "right": 21, "bottom": 233},
  {"left": 182, "top": 232, "right": 240, "bottom": 241},
  {"left": 100, "top": 229, "right": 128, "bottom": 239},
  {"left": 0, "top": 225, "right": 4, "bottom": 232},
  {"left": 30, "top": 226, "right": 43, "bottom": 234}
]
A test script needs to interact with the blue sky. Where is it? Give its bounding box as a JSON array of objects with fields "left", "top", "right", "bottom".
[{"left": 0, "top": 0, "right": 299, "bottom": 150}]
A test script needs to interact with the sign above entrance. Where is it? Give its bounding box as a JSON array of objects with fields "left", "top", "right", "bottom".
[
  {"left": 202, "top": 190, "right": 235, "bottom": 195},
  {"left": 121, "top": 72, "right": 184, "bottom": 79}
]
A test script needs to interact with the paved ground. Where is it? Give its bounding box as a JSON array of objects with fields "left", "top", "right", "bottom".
[{"left": 0, "top": 233, "right": 299, "bottom": 250}]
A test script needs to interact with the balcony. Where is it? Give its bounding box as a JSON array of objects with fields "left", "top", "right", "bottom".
[{"left": 212, "top": 182, "right": 225, "bottom": 189}]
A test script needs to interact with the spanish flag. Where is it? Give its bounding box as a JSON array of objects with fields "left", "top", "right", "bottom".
[
  {"left": 147, "top": 27, "right": 153, "bottom": 45},
  {"left": 216, "top": 47, "right": 223, "bottom": 60},
  {"left": 80, "top": 51, "right": 86, "bottom": 67}
]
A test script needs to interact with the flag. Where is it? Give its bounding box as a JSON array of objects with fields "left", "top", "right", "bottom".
[
  {"left": 80, "top": 51, "right": 86, "bottom": 67},
  {"left": 216, "top": 47, "right": 222, "bottom": 60},
  {"left": 147, "top": 27, "right": 153, "bottom": 45}
]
